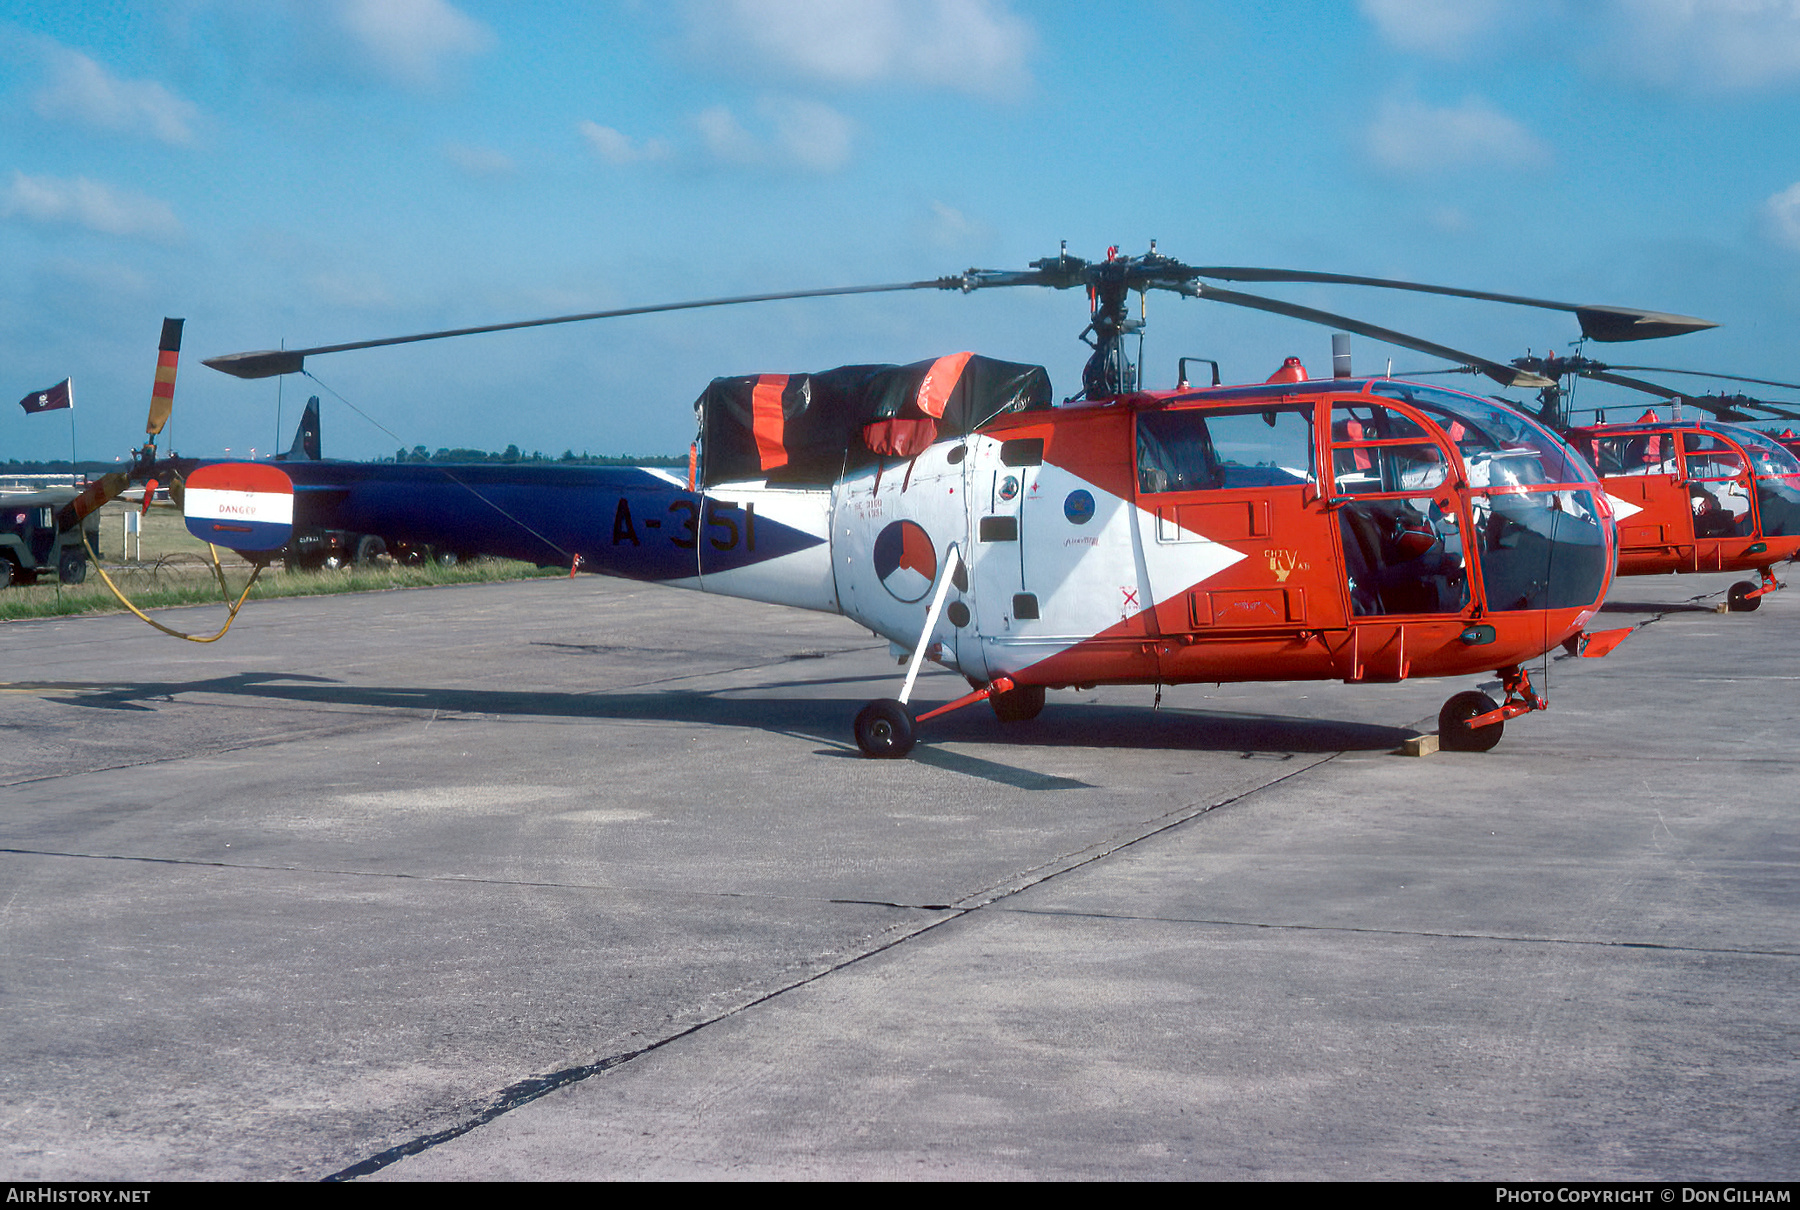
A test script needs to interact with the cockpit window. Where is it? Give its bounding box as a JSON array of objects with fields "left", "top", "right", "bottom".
[
  {"left": 1681, "top": 431, "right": 1746, "bottom": 481},
  {"left": 1588, "top": 432, "right": 1677, "bottom": 477},
  {"left": 1329, "top": 403, "right": 1446, "bottom": 496},
  {"left": 1370, "top": 381, "right": 1586, "bottom": 486},
  {"left": 1137, "top": 405, "right": 1314, "bottom": 493}
]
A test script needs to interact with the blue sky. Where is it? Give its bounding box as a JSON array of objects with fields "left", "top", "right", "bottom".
[{"left": 5, "top": 0, "right": 1800, "bottom": 463}]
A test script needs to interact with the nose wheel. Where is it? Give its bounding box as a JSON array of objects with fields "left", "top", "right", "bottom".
[
  {"left": 1728, "top": 567, "right": 1780, "bottom": 612},
  {"left": 1438, "top": 665, "right": 1546, "bottom": 753},
  {"left": 1438, "top": 691, "right": 1503, "bottom": 752}
]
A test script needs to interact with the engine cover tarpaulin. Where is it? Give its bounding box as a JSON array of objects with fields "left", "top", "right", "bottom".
[{"left": 697, "top": 353, "right": 1051, "bottom": 487}]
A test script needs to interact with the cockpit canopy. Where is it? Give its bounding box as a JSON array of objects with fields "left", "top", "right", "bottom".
[
  {"left": 1135, "top": 378, "right": 1599, "bottom": 497},
  {"left": 1133, "top": 378, "right": 1610, "bottom": 614}
]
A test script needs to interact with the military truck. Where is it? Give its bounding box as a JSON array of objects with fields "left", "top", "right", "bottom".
[{"left": 0, "top": 490, "right": 101, "bottom": 586}]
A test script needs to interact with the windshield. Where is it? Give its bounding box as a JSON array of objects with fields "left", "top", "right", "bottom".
[
  {"left": 1370, "top": 381, "right": 1588, "bottom": 486},
  {"left": 1724, "top": 425, "right": 1800, "bottom": 477}
]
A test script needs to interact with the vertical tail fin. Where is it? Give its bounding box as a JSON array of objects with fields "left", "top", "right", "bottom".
[{"left": 286, "top": 395, "right": 321, "bottom": 460}]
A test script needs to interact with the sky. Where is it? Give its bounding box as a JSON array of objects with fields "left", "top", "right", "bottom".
[{"left": 4, "top": 0, "right": 1800, "bottom": 463}]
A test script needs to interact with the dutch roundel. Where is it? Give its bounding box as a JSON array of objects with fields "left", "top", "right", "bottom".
[
  {"left": 183, "top": 463, "right": 295, "bottom": 552},
  {"left": 873, "top": 519, "right": 938, "bottom": 602}
]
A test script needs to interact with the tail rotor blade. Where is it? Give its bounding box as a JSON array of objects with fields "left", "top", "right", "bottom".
[
  {"left": 148, "top": 318, "right": 183, "bottom": 436},
  {"left": 56, "top": 471, "right": 131, "bottom": 532}
]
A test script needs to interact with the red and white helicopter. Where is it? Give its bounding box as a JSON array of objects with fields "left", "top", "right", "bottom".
[
  {"left": 96, "top": 246, "right": 1722, "bottom": 755},
  {"left": 1428, "top": 353, "right": 1800, "bottom": 612}
]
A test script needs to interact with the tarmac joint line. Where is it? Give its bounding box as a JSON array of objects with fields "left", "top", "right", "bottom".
[{"left": 321, "top": 746, "right": 1343, "bottom": 1180}]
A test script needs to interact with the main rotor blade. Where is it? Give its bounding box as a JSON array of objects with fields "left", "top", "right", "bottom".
[
  {"left": 1682, "top": 396, "right": 1800, "bottom": 423},
  {"left": 1185, "top": 268, "right": 1716, "bottom": 342},
  {"left": 1191, "top": 285, "right": 1555, "bottom": 389},
  {"left": 204, "top": 279, "right": 962, "bottom": 379},
  {"left": 1603, "top": 365, "right": 1800, "bottom": 392},
  {"left": 1580, "top": 369, "right": 1683, "bottom": 399},
  {"left": 1666, "top": 395, "right": 1757, "bottom": 422},
  {"left": 1574, "top": 369, "right": 1800, "bottom": 421}
]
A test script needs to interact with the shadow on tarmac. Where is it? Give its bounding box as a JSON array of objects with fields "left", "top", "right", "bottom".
[
  {"left": 1598, "top": 599, "right": 1720, "bottom": 615},
  {"left": 16, "top": 671, "right": 1419, "bottom": 762}
]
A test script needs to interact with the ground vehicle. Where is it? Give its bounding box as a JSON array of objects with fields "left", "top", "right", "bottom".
[{"left": 0, "top": 490, "right": 100, "bottom": 586}]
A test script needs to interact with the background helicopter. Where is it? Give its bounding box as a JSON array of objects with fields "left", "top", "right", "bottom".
[
  {"left": 87, "top": 245, "right": 1717, "bottom": 756},
  {"left": 1417, "top": 352, "right": 1800, "bottom": 611}
]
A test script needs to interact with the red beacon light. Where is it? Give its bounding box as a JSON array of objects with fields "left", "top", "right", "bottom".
[{"left": 1266, "top": 356, "right": 1307, "bottom": 384}]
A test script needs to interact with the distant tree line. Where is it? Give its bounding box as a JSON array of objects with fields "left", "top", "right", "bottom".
[
  {"left": 386, "top": 445, "right": 686, "bottom": 467},
  {"left": 1, "top": 460, "right": 118, "bottom": 475},
  {"left": 1, "top": 449, "right": 686, "bottom": 474}
]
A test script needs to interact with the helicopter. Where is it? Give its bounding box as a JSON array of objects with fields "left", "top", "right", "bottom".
[
  {"left": 1420, "top": 352, "right": 1800, "bottom": 612},
  {"left": 77, "top": 246, "right": 1719, "bottom": 756}
]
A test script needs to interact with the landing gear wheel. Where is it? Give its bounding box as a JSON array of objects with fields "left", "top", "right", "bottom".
[
  {"left": 989, "top": 683, "right": 1045, "bottom": 722},
  {"left": 1728, "top": 581, "right": 1762, "bottom": 612},
  {"left": 352, "top": 535, "right": 387, "bottom": 566},
  {"left": 434, "top": 549, "right": 461, "bottom": 567},
  {"left": 58, "top": 550, "right": 87, "bottom": 585},
  {"left": 1439, "top": 691, "right": 1503, "bottom": 752},
  {"left": 854, "top": 699, "right": 916, "bottom": 759}
]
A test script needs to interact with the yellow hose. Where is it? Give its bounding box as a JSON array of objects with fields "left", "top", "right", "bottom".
[{"left": 82, "top": 532, "right": 265, "bottom": 643}]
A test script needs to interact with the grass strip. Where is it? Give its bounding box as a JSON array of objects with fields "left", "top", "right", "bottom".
[{"left": 0, "top": 557, "right": 564, "bottom": 623}]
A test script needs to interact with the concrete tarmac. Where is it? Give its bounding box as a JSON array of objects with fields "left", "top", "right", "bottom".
[{"left": 0, "top": 570, "right": 1794, "bottom": 1180}]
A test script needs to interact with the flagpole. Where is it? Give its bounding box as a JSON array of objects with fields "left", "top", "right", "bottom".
[{"left": 67, "top": 377, "right": 78, "bottom": 487}]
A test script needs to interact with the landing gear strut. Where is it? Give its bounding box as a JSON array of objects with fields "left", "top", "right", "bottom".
[
  {"left": 1438, "top": 664, "right": 1545, "bottom": 753},
  {"left": 852, "top": 544, "right": 1045, "bottom": 758},
  {"left": 1728, "top": 565, "right": 1781, "bottom": 612}
]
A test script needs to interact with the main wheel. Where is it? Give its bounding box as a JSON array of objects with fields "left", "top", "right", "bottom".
[
  {"left": 1727, "top": 581, "right": 1762, "bottom": 612},
  {"left": 58, "top": 549, "right": 87, "bottom": 585},
  {"left": 1439, "top": 690, "right": 1503, "bottom": 752},
  {"left": 854, "top": 699, "right": 916, "bottom": 759},
  {"left": 989, "top": 683, "right": 1046, "bottom": 722},
  {"left": 433, "top": 548, "right": 461, "bottom": 567}
]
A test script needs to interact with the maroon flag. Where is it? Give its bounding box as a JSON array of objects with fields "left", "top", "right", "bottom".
[{"left": 19, "top": 379, "right": 71, "bottom": 414}]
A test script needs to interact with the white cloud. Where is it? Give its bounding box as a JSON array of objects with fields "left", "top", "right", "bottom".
[
  {"left": 691, "top": 98, "right": 853, "bottom": 171},
  {"left": 761, "top": 98, "right": 853, "bottom": 171},
  {"left": 328, "top": 0, "right": 492, "bottom": 88},
  {"left": 1363, "top": 95, "right": 1551, "bottom": 174},
  {"left": 921, "top": 200, "right": 991, "bottom": 249},
  {"left": 682, "top": 0, "right": 1033, "bottom": 96},
  {"left": 1359, "top": 0, "right": 1514, "bottom": 58},
  {"left": 1595, "top": 0, "right": 1800, "bottom": 92},
  {"left": 1762, "top": 182, "right": 1800, "bottom": 250},
  {"left": 696, "top": 106, "right": 762, "bottom": 164},
  {"left": 1, "top": 172, "right": 183, "bottom": 241},
  {"left": 693, "top": 99, "right": 855, "bottom": 172},
  {"left": 443, "top": 142, "right": 516, "bottom": 176},
  {"left": 31, "top": 45, "right": 199, "bottom": 145},
  {"left": 579, "top": 121, "right": 673, "bottom": 166}
]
